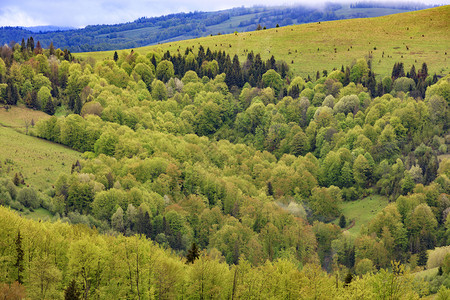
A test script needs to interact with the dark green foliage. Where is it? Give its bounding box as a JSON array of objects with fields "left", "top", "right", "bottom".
[
  {"left": 186, "top": 242, "right": 200, "bottom": 264},
  {"left": 14, "top": 230, "right": 24, "bottom": 284},
  {"left": 113, "top": 51, "right": 118, "bottom": 62},
  {"left": 13, "top": 173, "right": 25, "bottom": 186},
  {"left": 135, "top": 210, "right": 152, "bottom": 238},
  {"left": 344, "top": 272, "right": 353, "bottom": 287},
  {"left": 392, "top": 62, "right": 405, "bottom": 81},
  {"left": 339, "top": 215, "right": 346, "bottom": 228},
  {"left": 417, "top": 247, "right": 428, "bottom": 267},
  {"left": 267, "top": 181, "right": 273, "bottom": 196},
  {"left": 64, "top": 279, "right": 81, "bottom": 300},
  {"left": 43, "top": 98, "right": 55, "bottom": 115}
]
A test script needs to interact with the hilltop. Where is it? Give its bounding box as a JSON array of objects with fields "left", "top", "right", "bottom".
[
  {"left": 76, "top": 6, "right": 450, "bottom": 78},
  {"left": 0, "top": 2, "right": 434, "bottom": 52}
]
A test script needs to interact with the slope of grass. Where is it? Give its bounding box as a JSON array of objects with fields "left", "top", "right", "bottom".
[
  {"left": 76, "top": 6, "right": 450, "bottom": 79},
  {"left": 0, "top": 125, "right": 82, "bottom": 192},
  {"left": 0, "top": 105, "right": 50, "bottom": 133},
  {"left": 338, "top": 195, "right": 389, "bottom": 235},
  {"left": 24, "top": 207, "right": 54, "bottom": 222}
]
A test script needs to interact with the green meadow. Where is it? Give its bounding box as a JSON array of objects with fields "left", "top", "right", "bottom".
[
  {"left": 0, "top": 113, "right": 82, "bottom": 192},
  {"left": 76, "top": 6, "right": 450, "bottom": 79},
  {"left": 337, "top": 195, "right": 389, "bottom": 235}
]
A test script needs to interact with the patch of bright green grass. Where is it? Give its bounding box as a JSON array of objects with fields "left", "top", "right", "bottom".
[
  {"left": 338, "top": 195, "right": 389, "bottom": 235},
  {"left": 24, "top": 207, "right": 54, "bottom": 222},
  {"left": 75, "top": 6, "right": 450, "bottom": 79},
  {"left": 0, "top": 125, "right": 82, "bottom": 192}
]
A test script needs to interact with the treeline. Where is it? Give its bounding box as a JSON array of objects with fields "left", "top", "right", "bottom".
[
  {"left": 2, "top": 206, "right": 445, "bottom": 299},
  {"left": 350, "top": 2, "right": 435, "bottom": 10}
]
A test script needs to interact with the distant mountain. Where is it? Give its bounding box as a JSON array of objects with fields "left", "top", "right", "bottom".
[
  {"left": 23, "top": 25, "right": 76, "bottom": 33},
  {"left": 0, "top": 2, "right": 437, "bottom": 52}
]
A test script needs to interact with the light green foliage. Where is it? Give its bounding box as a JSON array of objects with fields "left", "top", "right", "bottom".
[
  {"left": 33, "top": 73, "right": 52, "bottom": 91},
  {"left": 262, "top": 69, "right": 283, "bottom": 96},
  {"left": 426, "top": 75, "right": 450, "bottom": 103},
  {"left": 35, "top": 54, "right": 50, "bottom": 74},
  {"left": 133, "top": 62, "right": 155, "bottom": 90},
  {"left": 288, "top": 76, "right": 305, "bottom": 94},
  {"left": 17, "top": 187, "right": 40, "bottom": 209},
  {"left": 156, "top": 60, "right": 174, "bottom": 82},
  {"left": 37, "top": 86, "right": 52, "bottom": 108},
  {"left": 353, "top": 154, "right": 372, "bottom": 187},
  {"left": 1, "top": 12, "right": 449, "bottom": 296},
  {"left": 334, "top": 94, "right": 360, "bottom": 115},
  {"left": 182, "top": 70, "right": 200, "bottom": 84},
  {"left": 94, "top": 130, "right": 118, "bottom": 156},
  {"left": 92, "top": 188, "right": 127, "bottom": 220},
  {"left": 355, "top": 258, "right": 376, "bottom": 275},
  {"left": 300, "top": 88, "right": 314, "bottom": 100},
  {"left": 309, "top": 186, "right": 342, "bottom": 221},
  {"left": 393, "top": 77, "right": 416, "bottom": 93},
  {"left": 0, "top": 58, "right": 6, "bottom": 77},
  {"left": 350, "top": 59, "right": 369, "bottom": 83},
  {"left": 151, "top": 79, "right": 168, "bottom": 100},
  {"left": 407, "top": 203, "right": 437, "bottom": 237}
]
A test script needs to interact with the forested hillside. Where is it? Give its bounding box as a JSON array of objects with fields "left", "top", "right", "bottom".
[{"left": 0, "top": 7, "right": 449, "bottom": 299}]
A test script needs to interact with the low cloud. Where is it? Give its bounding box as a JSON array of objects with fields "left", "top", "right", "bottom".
[{"left": 0, "top": 6, "right": 44, "bottom": 27}]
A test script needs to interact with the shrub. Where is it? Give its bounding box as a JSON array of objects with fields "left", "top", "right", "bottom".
[{"left": 17, "top": 187, "right": 40, "bottom": 209}]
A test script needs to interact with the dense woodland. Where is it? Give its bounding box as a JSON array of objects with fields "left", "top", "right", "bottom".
[{"left": 0, "top": 37, "right": 449, "bottom": 298}]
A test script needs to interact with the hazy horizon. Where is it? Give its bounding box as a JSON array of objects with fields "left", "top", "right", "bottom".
[{"left": 0, "top": 0, "right": 448, "bottom": 29}]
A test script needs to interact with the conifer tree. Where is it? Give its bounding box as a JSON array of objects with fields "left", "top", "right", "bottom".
[
  {"left": 417, "top": 247, "right": 428, "bottom": 267},
  {"left": 186, "top": 242, "right": 200, "bottom": 264},
  {"left": 339, "top": 215, "right": 346, "bottom": 228},
  {"left": 14, "top": 230, "right": 24, "bottom": 284},
  {"left": 344, "top": 272, "right": 353, "bottom": 287},
  {"left": 49, "top": 42, "right": 55, "bottom": 56},
  {"left": 44, "top": 98, "right": 55, "bottom": 115},
  {"left": 64, "top": 279, "right": 81, "bottom": 300}
]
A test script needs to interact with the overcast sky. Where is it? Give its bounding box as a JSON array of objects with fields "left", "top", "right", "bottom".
[{"left": 0, "top": 0, "right": 448, "bottom": 28}]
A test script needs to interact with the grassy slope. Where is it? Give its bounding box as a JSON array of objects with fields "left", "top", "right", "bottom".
[
  {"left": 0, "top": 107, "right": 82, "bottom": 192},
  {"left": 337, "top": 195, "right": 389, "bottom": 235},
  {"left": 0, "top": 105, "right": 50, "bottom": 132},
  {"left": 76, "top": 6, "right": 450, "bottom": 79}
]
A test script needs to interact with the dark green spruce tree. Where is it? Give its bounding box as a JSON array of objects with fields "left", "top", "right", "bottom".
[
  {"left": 64, "top": 279, "right": 81, "bottom": 300},
  {"left": 14, "top": 230, "right": 24, "bottom": 284},
  {"left": 186, "top": 242, "right": 200, "bottom": 264}
]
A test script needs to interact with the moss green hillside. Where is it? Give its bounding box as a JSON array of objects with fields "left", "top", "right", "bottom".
[
  {"left": 76, "top": 6, "right": 450, "bottom": 78},
  {"left": 0, "top": 108, "right": 82, "bottom": 191}
]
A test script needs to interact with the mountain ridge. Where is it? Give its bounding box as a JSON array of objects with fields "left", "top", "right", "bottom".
[{"left": 0, "top": 2, "right": 436, "bottom": 52}]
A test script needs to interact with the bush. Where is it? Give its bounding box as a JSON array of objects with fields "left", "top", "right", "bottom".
[
  {"left": 17, "top": 187, "right": 40, "bottom": 209},
  {"left": 6, "top": 180, "right": 17, "bottom": 199},
  {"left": 9, "top": 200, "right": 25, "bottom": 211},
  {"left": 0, "top": 189, "right": 12, "bottom": 206}
]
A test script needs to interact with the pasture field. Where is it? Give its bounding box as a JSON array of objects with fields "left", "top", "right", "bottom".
[
  {"left": 0, "top": 105, "right": 50, "bottom": 133},
  {"left": 75, "top": 6, "right": 450, "bottom": 79},
  {"left": 338, "top": 195, "right": 389, "bottom": 235},
  {"left": 0, "top": 123, "right": 82, "bottom": 192}
]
